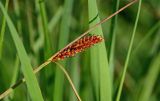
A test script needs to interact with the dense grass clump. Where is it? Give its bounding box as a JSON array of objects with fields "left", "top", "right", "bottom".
[{"left": 0, "top": 0, "right": 160, "bottom": 101}]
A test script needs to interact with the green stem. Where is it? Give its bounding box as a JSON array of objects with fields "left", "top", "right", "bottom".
[
  {"left": 0, "top": 0, "right": 9, "bottom": 59},
  {"left": 116, "top": 0, "right": 142, "bottom": 101},
  {"left": 38, "top": 0, "right": 52, "bottom": 58},
  {"left": 108, "top": 0, "right": 120, "bottom": 96},
  {"left": 0, "top": 59, "right": 51, "bottom": 100},
  {"left": 54, "top": 62, "right": 82, "bottom": 101}
]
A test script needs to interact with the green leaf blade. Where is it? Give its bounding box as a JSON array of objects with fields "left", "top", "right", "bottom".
[
  {"left": 88, "top": 0, "right": 112, "bottom": 101},
  {"left": 0, "top": 2, "right": 44, "bottom": 101}
]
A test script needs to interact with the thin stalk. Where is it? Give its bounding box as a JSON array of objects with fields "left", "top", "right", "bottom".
[
  {"left": 109, "top": 0, "right": 120, "bottom": 66},
  {"left": 0, "top": 59, "right": 51, "bottom": 100},
  {"left": 54, "top": 62, "right": 82, "bottom": 101},
  {"left": 38, "top": 0, "right": 52, "bottom": 58},
  {"left": 34, "top": 0, "right": 44, "bottom": 53},
  {"left": 69, "top": 57, "right": 80, "bottom": 101},
  {"left": 0, "top": 0, "right": 137, "bottom": 99},
  {"left": 53, "top": 0, "right": 73, "bottom": 100},
  {"left": 0, "top": 59, "right": 82, "bottom": 101},
  {"left": 0, "top": 0, "right": 9, "bottom": 59},
  {"left": 0, "top": 2, "right": 44, "bottom": 101},
  {"left": 38, "top": 1, "right": 53, "bottom": 96},
  {"left": 49, "top": 0, "right": 138, "bottom": 61},
  {"left": 109, "top": 0, "right": 120, "bottom": 96},
  {"left": 116, "top": 0, "right": 141, "bottom": 101}
]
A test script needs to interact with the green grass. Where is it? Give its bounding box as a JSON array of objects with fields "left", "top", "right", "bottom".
[
  {"left": 0, "top": 2, "right": 44, "bottom": 101},
  {"left": 39, "top": 0, "right": 52, "bottom": 59},
  {"left": 53, "top": 0, "right": 73, "bottom": 101},
  {"left": 8, "top": 55, "right": 20, "bottom": 99},
  {"left": 138, "top": 52, "right": 160, "bottom": 101},
  {"left": 0, "top": 0, "right": 9, "bottom": 59},
  {"left": 108, "top": 0, "right": 120, "bottom": 71},
  {"left": 0, "top": 0, "right": 160, "bottom": 101},
  {"left": 88, "top": 0, "right": 112, "bottom": 101},
  {"left": 116, "top": 0, "right": 142, "bottom": 100},
  {"left": 69, "top": 57, "right": 80, "bottom": 101},
  {"left": 108, "top": 0, "right": 120, "bottom": 95},
  {"left": 132, "top": 20, "right": 160, "bottom": 56}
]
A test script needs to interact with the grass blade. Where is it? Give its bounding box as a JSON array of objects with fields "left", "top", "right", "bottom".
[
  {"left": 9, "top": 56, "right": 20, "bottom": 99},
  {"left": 38, "top": 0, "right": 52, "bottom": 58},
  {"left": 88, "top": 0, "right": 112, "bottom": 101},
  {"left": 4, "top": 55, "right": 20, "bottom": 101},
  {"left": 53, "top": 0, "right": 74, "bottom": 100},
  {"left": 69, "top": 57, "right": 80, "bottom": 101},
  {"left": 0, "top": 2, "right": 44, "bottom": 101},
  {"left": 81, "top": 51, "right": 93, "bottom": 101},
  {"left": 0, "top": 0, "right": 9, "bottom": 59},
  {"left": 38, "top": 1, "right": 54, "bottom": 97},
  {"left": 54, "top": 62, "right": 81, "bottom": 101},
  {"left": 108, "top": 0, "right": 120, "bottom": 84},
  {"left": 116, "top": 0, "right": 142, "bottom": 100}
]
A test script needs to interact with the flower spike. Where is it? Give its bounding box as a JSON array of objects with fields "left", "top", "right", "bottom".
[{"left": 52, "top": 35, "right": 104, "bottom": 61}]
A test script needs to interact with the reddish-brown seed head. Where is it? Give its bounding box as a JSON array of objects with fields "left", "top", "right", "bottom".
[{"left": 52, "top": 35, "right": 104, "bottom": 61}]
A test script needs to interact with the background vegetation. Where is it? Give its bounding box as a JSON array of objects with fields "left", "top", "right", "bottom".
[{"left": 0, "top": 0, "right": 160, "bottom": 101}]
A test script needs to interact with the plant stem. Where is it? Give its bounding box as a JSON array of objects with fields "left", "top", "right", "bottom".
[
  {"left": 0, "top": 0, "right": 9, "bottom": 59},
  {"left": 39, "top": 0, "right": 52, "bottom": 58},
  {"left": 0, "top": 59, "right": 51, "bottom": 100},
  {"left": 0, "top": 0, "right": 137, "bottom": 99},
  {"left": 109, "top": 0, "right": 120, "bottom": 96},
  {"left": 116, "top": 0, "right": 141, "bottom": 101},
  {"left": 49, "top": 0, "right": 138, "bottom": 61},
  {"left": 54, "top": 62, "right": 82, "bottom": 101},
  {"left": 0, "top": 60, "right": 82, "bottom": 101}
]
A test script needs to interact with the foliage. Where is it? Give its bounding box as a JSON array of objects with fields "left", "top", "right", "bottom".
[{"left": 0, "top": 0, "right": 160, "bottom": 101}]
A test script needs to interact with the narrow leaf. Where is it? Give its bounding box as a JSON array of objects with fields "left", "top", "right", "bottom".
[
  {"left": 0, "top": 2, "right": 44, "bottom": 101},
  {"left": 88, "top": 0, "right": 112, "bottom": 101}
]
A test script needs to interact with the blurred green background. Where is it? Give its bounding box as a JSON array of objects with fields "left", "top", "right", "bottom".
[{"left": 0, "top": 0, "right": 160, "bottom": 101}]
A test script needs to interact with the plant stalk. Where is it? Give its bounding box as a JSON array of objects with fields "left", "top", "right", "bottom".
[{"left": 0, "top": 0, "right": 138, "bottom": 99}]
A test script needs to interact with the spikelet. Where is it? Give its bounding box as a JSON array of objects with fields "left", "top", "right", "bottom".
[{"left": 52, "top": 35, "right": 103, "bottom": 61}]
